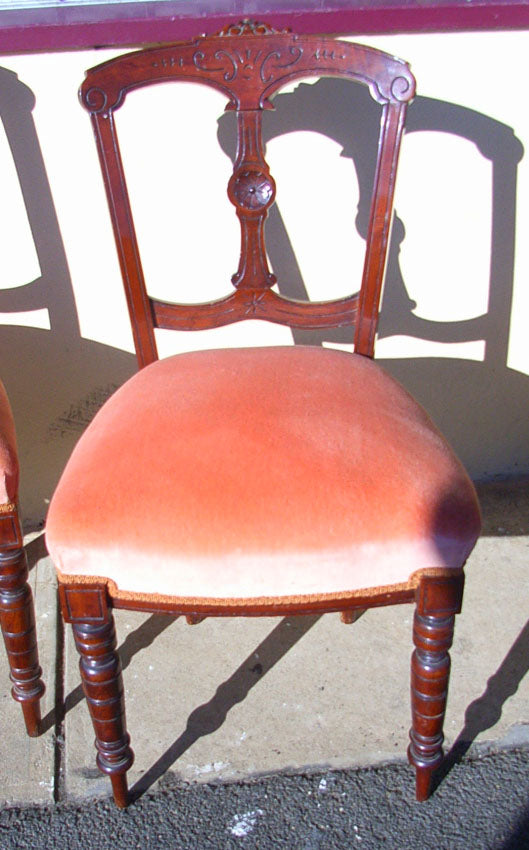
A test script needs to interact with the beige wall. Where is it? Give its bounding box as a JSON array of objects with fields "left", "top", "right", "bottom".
[{"left": 0, "top": 31, "right": 528, "bottom": 524}]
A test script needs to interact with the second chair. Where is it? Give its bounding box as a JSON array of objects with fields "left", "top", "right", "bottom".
[{"left": 0, "top": 379, "right": 45, "bottom": 737}]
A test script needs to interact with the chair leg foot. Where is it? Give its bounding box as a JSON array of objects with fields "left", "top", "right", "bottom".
[
  {"left": 110, "top": 772, "right": 129, "bottom": 809},
  {"left": 0, "top": 546, "right": 45, "bottom": 736},
  {"left": 407, "top": 743, "right": 440, "bottom": 801},
  {"left": 72, "top": 613, "right": 134, "bottom": 809},
  {"left": 21, "top": 700, "right": 42, "bottom": 738},
  {"left": 413, "top": 763, "right": 435, "bottom": 802},
  {"left": 408, "top": 608, "right": 455, "bottom": 802}
]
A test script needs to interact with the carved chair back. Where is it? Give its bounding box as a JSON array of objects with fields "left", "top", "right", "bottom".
[{"left": 80, "top": 21, "right": 415, "bottom": 368}]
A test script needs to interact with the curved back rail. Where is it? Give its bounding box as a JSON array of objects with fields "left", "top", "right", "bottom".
[{"left": 80, "top": 22, "right": 415, "bottom": 368}]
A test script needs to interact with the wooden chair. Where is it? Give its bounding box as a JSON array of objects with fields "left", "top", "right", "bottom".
[
  {"left": 0, "top": 379, "right": 45, "bottom": 736},
  {"left": 46, "top": 22, "right": 481, "bottom": 808}
]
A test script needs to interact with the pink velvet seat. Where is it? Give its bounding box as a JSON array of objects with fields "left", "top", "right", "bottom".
[
  {"left": 0, "top": 379, "right": 45, "bottom": 736},
  {"left": 47, "top": 346, "right": 479, "bottom": 607},
  {"left": 46, "top": 24, "right": 481, "bottom": 809}
]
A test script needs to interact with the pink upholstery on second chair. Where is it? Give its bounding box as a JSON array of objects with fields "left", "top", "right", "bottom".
[{"left": 47, "top": 346, "right": 479, "bottom": 605}]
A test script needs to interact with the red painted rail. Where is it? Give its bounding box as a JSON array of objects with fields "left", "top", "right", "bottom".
[{"left": 1, "top": 1, "right": 528, "bottom": 55}]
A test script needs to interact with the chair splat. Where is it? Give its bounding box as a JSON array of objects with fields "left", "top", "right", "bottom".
[{"left": 228, "top": 109, "right": 277, "bottom": 292}]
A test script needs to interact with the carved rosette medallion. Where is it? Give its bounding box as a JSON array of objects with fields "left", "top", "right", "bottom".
[{"left": 231, "top": 170, "right": 275, "bottom": 210}]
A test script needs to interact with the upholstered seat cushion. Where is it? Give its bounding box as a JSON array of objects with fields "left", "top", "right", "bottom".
[{"left": 46, "top": 346, "right": 480, "bottom": 605}]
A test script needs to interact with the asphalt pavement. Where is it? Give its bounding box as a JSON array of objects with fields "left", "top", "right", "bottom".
[{"left": 1, "top": 748, "right": 529, "bottom": 849}]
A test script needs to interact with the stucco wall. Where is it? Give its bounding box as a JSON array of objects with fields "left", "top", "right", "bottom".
[{"left": 0, "top": 30, "right": 527, "bottom": 524}]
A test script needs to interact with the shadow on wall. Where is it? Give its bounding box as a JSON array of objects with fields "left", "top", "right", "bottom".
[
  {"left": 0, "top": 68, "right": 526, "bottom": 524},
  {"left": 218, "top": 79, "right": 527, "bottom": 482},
  {"left": 0, "top": 67, "right": 136, "bottom": 525}
]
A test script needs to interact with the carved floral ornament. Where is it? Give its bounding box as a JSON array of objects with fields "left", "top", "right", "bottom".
[{"left": 231, "top": 170, "right": 275, "bottom": 211}]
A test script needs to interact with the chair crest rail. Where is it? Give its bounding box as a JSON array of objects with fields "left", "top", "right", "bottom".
[{"left": 80, "top": 33, "right": 415, "bottom": 115}]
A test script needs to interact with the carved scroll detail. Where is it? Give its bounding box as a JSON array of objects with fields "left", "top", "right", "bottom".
[
  {"left": 193, "top": 49, "right": 238, "bottom": 82},
  {"left": 390, "top": 75, "right": 414, "bottom": 102},
  {"left": 84, "top": 86, "right": 108, "bottom": 114},
  {"left": 192, "top": 46, "right": 303, "bottom": 84},
  {"left": 260, "top": 47, "right": 304, "bottom": 83}
]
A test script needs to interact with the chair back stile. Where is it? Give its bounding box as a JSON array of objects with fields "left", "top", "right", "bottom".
[{"left": 80, "top": 22, "right": 416, "bottom": 367}]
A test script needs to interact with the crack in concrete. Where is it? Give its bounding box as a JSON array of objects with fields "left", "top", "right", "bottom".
[{"left": 52, "top": 587, "right": 65, "bottom": 804}]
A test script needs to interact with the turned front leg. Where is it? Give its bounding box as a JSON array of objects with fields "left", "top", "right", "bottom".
[
  {"left": 72, "top": 614, "right": 134, "bottom": 808},
  {"left": 0, "top": 547, "right": 45, "bottom": 736},
  {"left": 408, "top": 609, "right": 455, "bottom": 801}
]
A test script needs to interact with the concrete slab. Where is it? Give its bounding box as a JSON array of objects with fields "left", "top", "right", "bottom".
[
  {"left": 62, "top": 480, "right": 529, "bottom": 803},
  {"left": 0, "top": 533, "right": 57, "bottom": 805}
]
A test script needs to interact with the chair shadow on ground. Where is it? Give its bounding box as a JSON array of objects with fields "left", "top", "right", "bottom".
[
  {"left": 500, "top": 807, "right": 529, "bottom": 850},
  {"left": 1, "top": 66, "right": 528, "bottom": 520},
  {"left": 39, "top": 597, "right": 529, "bottom": 799},
  {"left": 218, "top": 78, "right": 528, "bottom": 480},
  {"left": 38, "top": 612, "right": 178, "bottom": 736},
  {"left": 128, "top": 613, "right": 321, "bottom": 800},
  {"left": 2, "top": 65, "right": 529, "bottom": 804},
  {"left": 0, "top": 66, "right": 136, "bottom": 527},
  {"left": 41, "top": 608, "right": 322, "bottom": 795},
  {"left": 432, "top": 616, "right": 529, "bottom": 794}
]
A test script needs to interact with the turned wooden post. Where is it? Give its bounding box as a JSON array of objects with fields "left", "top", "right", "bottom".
[
  {"left": 0, "top": 545, "right": 45, "bottom": 736},
  {"left": 409, "top": 609, "right": 454, "bottom": 800},
  {"left": 408, "top": 574, "right": 464, "bottom": 801},
  {"left": 72, "top": 611, "right": 134, "bottom": 808}
]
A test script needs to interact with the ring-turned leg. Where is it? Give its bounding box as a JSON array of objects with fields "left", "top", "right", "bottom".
[
  {"left": 72, "top": 613, "right": 134, "bottom": 808},
  {"left": 408, "top": 609, "right": 455, "bottom": 801},
  {"left": 408, "top": 573, "right": 464, "bottom": 802},
  {"left": 0, "top": 546, "right": 45, "bottom": 736}
]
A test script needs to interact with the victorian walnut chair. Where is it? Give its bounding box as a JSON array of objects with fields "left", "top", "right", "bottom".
[
  {"left": 45, "top": 22, "right": 481, "bottom": 808},
  {"left": 0, "top": 379, "right": 45, "bottom": 736}
]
